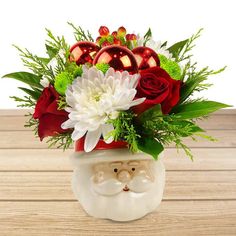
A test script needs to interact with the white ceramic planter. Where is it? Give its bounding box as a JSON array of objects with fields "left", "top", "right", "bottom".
[{"left": 70, "top": 148, "right": 165, "bottom": 221}]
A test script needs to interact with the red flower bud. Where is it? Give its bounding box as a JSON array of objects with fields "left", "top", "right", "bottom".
[
  {"left": 99, "top": 26, "right": 110, "bottom": 36},
  {"left": 117, "top": 26, "right": 126, "bottom": 37}
]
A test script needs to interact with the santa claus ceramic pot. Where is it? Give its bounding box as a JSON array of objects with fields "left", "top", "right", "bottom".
[
  {"left": 70, "top": 139, "right": 165, "bottom": 221},
  {"left": 5, "top": 24, "right": 229, "bottom": 223}
]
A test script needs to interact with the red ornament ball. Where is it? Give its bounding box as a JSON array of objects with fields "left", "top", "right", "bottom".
[
  {"left": 93, "top": 45, "right": 138, "bottom": 74},
  {"left": 132, "top": 46, "right": 160, "bottom": 70},
  {"left": 70, "top": 42, "right": 100, "bottom": 65}
]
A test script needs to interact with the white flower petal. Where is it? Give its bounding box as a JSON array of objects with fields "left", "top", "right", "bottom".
[
  {"left": 130, "top": 97, "right": 146, "bottom": 107},
  {"left": 84, "top": 127, "right": 102, "bottom": 152},
  {"left": 71, "top": 130, "right": 86, "bottom": 141},
  {"left": 61, "top": 119, "right": 76, "bottom": 129},
  {"left": 102, "top": 124, "right": 114, "bottom": 144},
  {"left": 105, "top": 67, "right": 115, "bottom": 77}
]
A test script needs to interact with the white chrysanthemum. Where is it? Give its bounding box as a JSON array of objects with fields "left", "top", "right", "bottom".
[
  {"left": 62, "top": 67, "right": 145, "bottom": 152},
  {"left": 137, "top": 36, "right": 173, "bottom": 59}
]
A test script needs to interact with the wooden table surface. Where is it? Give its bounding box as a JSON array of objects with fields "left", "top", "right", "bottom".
[{"left": 0, "top": 109, "right": 235, "bottom": 236}]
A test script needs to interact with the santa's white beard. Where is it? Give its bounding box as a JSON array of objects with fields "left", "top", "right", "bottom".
[{"left": 71, "top": 158, "right": 165, "bottom": 221}]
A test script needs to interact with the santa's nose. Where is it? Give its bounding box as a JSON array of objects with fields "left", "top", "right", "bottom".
[{"left": 117, "top": 170, "right": 131, "bottom": 183}]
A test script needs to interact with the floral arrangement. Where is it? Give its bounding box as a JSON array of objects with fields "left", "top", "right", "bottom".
[{"left": 3, "top": 24, "right": 229, "bottom": 159}]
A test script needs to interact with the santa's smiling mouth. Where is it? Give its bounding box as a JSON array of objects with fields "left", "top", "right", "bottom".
[{"left": 123, "top": 185, "right": 130, "bottom": 191}]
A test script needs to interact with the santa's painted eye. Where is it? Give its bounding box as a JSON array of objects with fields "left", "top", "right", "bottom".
[
  {"left": 114, "top": 168, "right": 118, "bottom": 173},
  {"left": 132, "top": 168, "right": 135, "bottom": 171}
]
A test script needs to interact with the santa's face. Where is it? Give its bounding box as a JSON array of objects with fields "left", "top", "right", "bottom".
[
  {"left": 72, "top": 154, "right": 165, "bottom": 221},
  {"left": 92, "top": 160, "right": 155, "bottom": 195}
]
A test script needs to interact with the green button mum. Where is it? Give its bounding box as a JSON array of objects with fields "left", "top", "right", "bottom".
[
  {"left": 54, "top": 72, "right": 74, "bottom": 95},
  {"left": 95, "top": 63, "right": 110, "bottom": 74},
  {"left": 159, "top": 54, "right": 182, "bottom": 80}
]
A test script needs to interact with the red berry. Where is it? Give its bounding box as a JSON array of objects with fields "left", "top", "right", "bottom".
[
  {"left": 117, "top": 26, "right": 126, "bottom": 37},
  {"left": 130, "top": 34, "right": 137, "bottom": 40},
  {"left": 112, "top": 31, "right": 118, "bottom": 37},
  {"left": 113, "top": 38, "right": 122, "bottom": 46},
  {"left": 99, "top": 26, "right": 109, "bottom": 36},
  {"left": 96, "top": 36, "right": 102, "bottom": 44},
  {"left": 101, "top": 41, "right": 111, "bottom": 47},
  {"left": 126, "top": 34, "right": 131, "bottom": 41}
]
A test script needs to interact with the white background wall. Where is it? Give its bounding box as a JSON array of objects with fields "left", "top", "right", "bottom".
[{"left": 0, "top": 0, "right": 235, "bottom": 108}]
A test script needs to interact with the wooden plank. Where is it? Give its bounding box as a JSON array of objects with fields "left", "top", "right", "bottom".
[
  {"left": 0, "top": 116, "right": 29, "bottom": 131},
  {"left": 0, "top": 201, "right": 235, "bottom": 235},
  {"left": 196, "top": 114, "right": 236, "bottom": 130},
  {"left": 0, "top": 109, "right": 33, "bottom": 116},
  {"left": 0, "top": 149, "right": 72, "bottom": 171},
  {"left": 0, "top": 130, "right": 236, "bottom": 149},
  {"left": 1, "top": 113, "right": 236, "bottom": 131},
  {"left": 0, "top": 148, "right": 236, "bottom": 171},
  {"left": 0, "top": 171, "right": 235, "bottom": 200}
]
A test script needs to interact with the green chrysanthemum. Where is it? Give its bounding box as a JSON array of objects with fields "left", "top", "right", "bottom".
[
  {"left": 66, "top": 62, "right": 83, "bottom": 78},
  {"left": 95, "top": 63, "right": 110, "bottom": 74},
  {"left": 73, "top": 65, "right": 83, "bottom": 77},
  {"left": 159, "top": 54, "right": 182, "bottom": 80},
  {"left": 54, "top": 72, "right": 73, "bottom": 95}
]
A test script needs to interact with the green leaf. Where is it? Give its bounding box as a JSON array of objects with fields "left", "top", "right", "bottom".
[
  {"left": 18, "top": 87, "right": 41, "bottom": 100},
  {"left": 167, "top": 39, "right": 188, "bottom": 58},
  {"left": 138, "top": 138, "right": 164, "bottom": 160},
  {"left": 143, "top": 28, "right": 152, "bottom": 46},
  {"left": 179, "top": 78, "right": 205, "bottom": 103},
  {"left": 144, "top": 28, "right": 152, "bottom": 39},
  {"left": 139, "top": 104, "right": 162, "bottom": 123},
  {"left": 172, "top": 101, "right": 231, "bottom": 119},
  {"left": 161, "top": 41, "right": 167, "bottom": 47},
  {"left": 2, "top": 72, "right": 43, "bottom": 89},
  {"left": 45, "top": 44, "right": 58, "bottom": 58}
]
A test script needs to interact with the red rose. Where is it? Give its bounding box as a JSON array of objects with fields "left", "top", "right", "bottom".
[
  {"left": 134, "top": 66, "right": 181, "bottom": 114},
  {"left": 33, "top": 85, "right": 69, "bottom": 140}
]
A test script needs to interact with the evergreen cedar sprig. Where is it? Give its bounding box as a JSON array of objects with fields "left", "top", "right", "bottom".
[
  {"left": 108, "top": 111, "right": 140, "bottom": 153},
  {"left": 46, "top": 132, "right": 73, "bottom": 151},
  {"left": 24, "top": 112, "right": 39, "bottom": 136},
  {"left": 13, "top": 45, "right": 54, "bottom": 79},
  {"left": 177, "top": 28, "right": 203, "bottom": 63},
  {"left": 2, "top": 26, "right": 230, "bottom": 157},
  {"left": 67, "top": 22, "right": 94, "bottom": 42},
  {"left": 10, "top": 95, "right": 36, "bottom": 108}
]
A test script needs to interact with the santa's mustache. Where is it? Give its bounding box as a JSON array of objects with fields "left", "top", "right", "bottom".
[{"left": 91, "top": 175, "right": 154, "bottom": 196}]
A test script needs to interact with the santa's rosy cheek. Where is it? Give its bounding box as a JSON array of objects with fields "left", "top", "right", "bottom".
[{"left": 93, "top": 171, "right": 105, "bottom": 184}]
